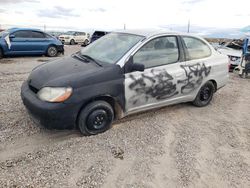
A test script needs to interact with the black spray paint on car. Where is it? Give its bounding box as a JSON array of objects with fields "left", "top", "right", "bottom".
[
  {"left": 178, "top": 63, "right": 211, "bottom": 94},
  {"left": 128, "top": 69, "right": 178, "bottom": 105},
  {"left": 127, "top": 62, "right": 211, "bottom": 106}
]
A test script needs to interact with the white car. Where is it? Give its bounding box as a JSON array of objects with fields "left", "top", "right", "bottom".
[
  {"left": 21, "top": 29, "right": 229, "bottom": 135},
  {"left": 59, "top": 31, "right": 89, "bottom": 45},
  {"left": 217, "top": 39, "right": 249, "bottom": 71}
]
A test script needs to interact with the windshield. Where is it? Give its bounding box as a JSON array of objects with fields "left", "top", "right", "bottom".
[
  {"left": 80, "top": 33, "right": 144, "bottom": 64},
  {"left": 65, "top": 31, "right": 76, "bottom": 35},
  {"left": 0, "top": 30, "right": 9, "bottom": 38}
]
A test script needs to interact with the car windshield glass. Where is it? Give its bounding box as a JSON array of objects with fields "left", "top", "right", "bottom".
[
  {"left": 0, "top": 30, "right": 9, "bottom": 38},
  {"left": 65, "top": 31, "right": 75, "bottom": 35},
  {"left": 80, "top": 33, "right": 144, "bottom": 64}
]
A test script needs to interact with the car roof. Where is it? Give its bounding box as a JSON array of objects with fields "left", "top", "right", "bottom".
[
  {"left": 113, "top": 29, "right": 178, "bottom": 37},
  {"left": 113, "top": 29, "right": 202, "bottom": 39},
  {"left": 8, "top": 28, "right": 43, "bottom": 32}
]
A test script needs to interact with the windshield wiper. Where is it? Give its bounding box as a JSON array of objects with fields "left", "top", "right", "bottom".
[
  {"left": 72, "top": 53, "right": 89, "bottom": 62},
  {"left": 81, "top": 54, "right": 102, "bottom": 67}
]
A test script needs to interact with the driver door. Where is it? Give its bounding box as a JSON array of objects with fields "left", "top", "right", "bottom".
[{"left": 124, "top": 35, "right": 187, "bottom": 113}]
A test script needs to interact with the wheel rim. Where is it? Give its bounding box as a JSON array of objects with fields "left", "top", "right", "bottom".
[
  {"left": 86, "top": 109, "right": 109, "bottom": 131},
  {"left": 200, "top": 86, "right": 212, "bottom": 101},
  {"left": 49, "top": 47, "right": 57, "bottom": 56}
]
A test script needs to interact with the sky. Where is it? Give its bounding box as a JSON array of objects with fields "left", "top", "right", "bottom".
[{"left": 0, "top": 0, "right": 250, "bottom": 36}]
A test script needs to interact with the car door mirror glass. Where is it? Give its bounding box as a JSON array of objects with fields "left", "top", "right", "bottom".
[{"left": 132, "top": 63, "right": 145, "bottom": 72}]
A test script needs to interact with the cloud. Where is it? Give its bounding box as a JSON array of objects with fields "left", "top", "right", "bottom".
[
  {"left": 0, "top": 9, "right": 6, "bottom": 13},
  {"left": 87, "top": 8, "right": 107, "bottom": 12},
  {"left": 15, "top": 11, "right": 23, "bottom": 14},
  {"left": 37, "top": 6, "right": 80, "bottom": 18},
  {"left": 182, "top": 0, "right": 204, "bottom": 4},
  {"left": 0, "top": 0, "right": 39, "bottom": 4}
]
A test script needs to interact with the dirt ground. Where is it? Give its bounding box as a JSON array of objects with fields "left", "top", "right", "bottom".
[{"left": 0, "top": 45, "right": 249, "bottom": 188}]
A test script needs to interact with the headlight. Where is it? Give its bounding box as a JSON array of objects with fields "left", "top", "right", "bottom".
[{"left": 37, "top": 87, "right": 72, "bottom": 102}]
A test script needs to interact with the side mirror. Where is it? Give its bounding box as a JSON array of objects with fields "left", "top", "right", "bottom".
[
  {"left": 132, "top": 63, "right": 145, "bottom": 72},
  {"left": 125, "top": 56, "right": 145, "bottom": 73},
  {"left": 9, "top": 34, "right": 15, "bottom": 38}
]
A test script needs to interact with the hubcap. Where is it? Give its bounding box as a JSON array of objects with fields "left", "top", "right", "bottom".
[
  {"left": 200, "top": 86, "right": 211, "bottom": 101},
  {"left": 49, "top": 47, "right": 56, "bottom": 56},
  {"left": 87, "top": 109, "right": 108, "bottom": 130}
]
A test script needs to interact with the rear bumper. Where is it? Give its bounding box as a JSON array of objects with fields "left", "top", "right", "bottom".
[{"left": 21, "top": 81, "right": 79, "bottom": 129}]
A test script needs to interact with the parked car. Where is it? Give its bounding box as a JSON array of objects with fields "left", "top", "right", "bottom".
[
  {"left": 47, "top": 31, "right": 64, "bottom": 39},
  {"left": 0, "top": 28, "right": 64, "bottom": 58},
  {"left": 90, "top": 30, "right": 109, "bottom": 43},
  {"left": 21, "top": 29, "right": 229, "bottom": 135},
  {"left": 59, "top": 31, "right": 89, "bottom": 45},
  {"left": 217, "top": 39, "right": 250, "bottom": 71}
]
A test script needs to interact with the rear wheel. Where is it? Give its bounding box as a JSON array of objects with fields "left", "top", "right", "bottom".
[
  {"left": 47, "top": 46, "right": 58, "bottom": 57},
  {"left": 70, "top": 39, "right": 75, "bottom": 45},
  {"left": 192, "top": 81, "right": 215, "bottom": 107},
  {"left": 78, "top": 101, "right": 114, "bottom": 136}
]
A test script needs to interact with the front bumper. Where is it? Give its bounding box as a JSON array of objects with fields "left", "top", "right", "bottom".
[
  {"left": 21, "top": 81, "right": 79, "bottom": 129},
  {"left": 57, "top": 45, "right": 64, "bottom": 54}
]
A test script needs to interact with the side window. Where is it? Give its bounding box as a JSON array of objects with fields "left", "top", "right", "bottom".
[
  {"left": 182, "top": 36, "right": 211, "bottom": 60},
  {"left": 133, "top": 36, "right": 179, "bottom": 68},
  {"left": 31, "top": 31, "right": 45, "bottom": 38},
  {"left": 14, "top": 31, "right": 32, "bottom": 38}
]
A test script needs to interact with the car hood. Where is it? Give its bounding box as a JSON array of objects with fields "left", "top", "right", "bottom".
[
  {"left": 28, "top": 56, "right": 102, "bottom": 90},
  {"left": 217, "top": 47, "right": 242, "bottom": 57}
]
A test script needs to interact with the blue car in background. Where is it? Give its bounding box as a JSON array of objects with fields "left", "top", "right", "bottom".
[{"left": 0, "top": 28, "right": 64, "bottom": 59}]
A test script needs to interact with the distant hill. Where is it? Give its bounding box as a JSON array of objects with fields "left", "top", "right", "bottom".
[{"left": 160, "top": 25, "right": 246, "bottom": 39}]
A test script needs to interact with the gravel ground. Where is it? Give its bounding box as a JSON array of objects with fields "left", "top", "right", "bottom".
[{"left": 0, "top": 45, "right": 250, "bottom": 188}]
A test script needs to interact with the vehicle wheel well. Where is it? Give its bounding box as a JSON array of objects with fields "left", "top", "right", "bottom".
[
  {"left": 48, "top": 44, "right": 57, "bottom": 48},
  {"left": 209, "top": 80, "right": 217, "bottom": 92},
  {"left": 76, "top": 96, "right": 123, "bottom": 127}
]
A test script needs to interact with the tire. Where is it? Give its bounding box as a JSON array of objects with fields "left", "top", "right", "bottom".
[
  {"left": 70, "top": 39, "right": 75, "bottom": 45},
  {"left": 84, "top": 39, "right": 89, "bottom": 46},
  {"left": 47, "top": 46, "right": 58, "bottom": 57},
  {"left": 192, "top": 81, "right": 215, "bottom": 107},
  {"left": 78, "top": 101, "right": 114, "bottom": 136}
]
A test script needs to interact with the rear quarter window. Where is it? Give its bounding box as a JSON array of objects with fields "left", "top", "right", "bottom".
[
  {"left": 31, "top": 31, "right": 45, "bottom": 38},
  {"left": 182, "top": 36, "right": 212, "bottom": 60}
]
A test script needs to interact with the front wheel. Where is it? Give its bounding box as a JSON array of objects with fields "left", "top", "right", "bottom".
[
  {"left": 70, "top": 39, "right": 75, "bottom": 45},
  {"left": 47, "top": 46, "right": 58, "bottom": 57},
  {"left": 192, "top": 81, "right": 215, "bottom": 107},
  {"left": 78, "top": 101, "right": 114, "bottom": 136}
]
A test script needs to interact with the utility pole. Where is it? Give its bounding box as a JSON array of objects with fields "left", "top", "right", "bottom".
[
  {"left": 124, "top": 24, "right": 126, "bottom": 30},
  {"left": 187, "top": 19, "right": 190, "bottom": 33},
  {"left": 44, "top": 24, "right": 46, "bottom": 32}
]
